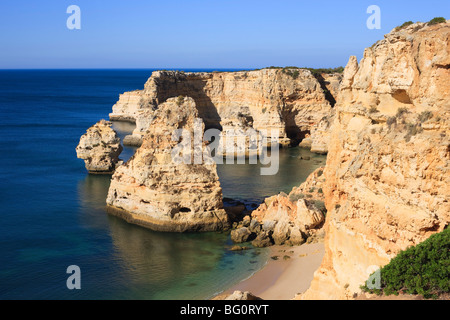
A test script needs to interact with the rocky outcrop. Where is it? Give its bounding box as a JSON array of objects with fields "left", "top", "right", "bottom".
[
  {"left": 106, "top": 97, "right": 230, "bottom": 232},
  {"left": 299, "top": 72, "right": 342, "bottom": 152},
  {"left": 110, "top": 69, "right": 333, "bottom": 149},
  {"left": 109, "top": 90, "right": 148, "bottom": 122},
  {"left": 302, "top": 21, "right": 450, "bottom": 299},
  {"left": 231, "top": 167, "right": 327, "bottom": 247},
  {"left": 122, "top": 108, "right": 154, "bottom": 146},
  {"left": 320, "top": 73, "right": 343, "bottom": 105},
  {"left": 76, "top": 120, "right": 123, "bottom": 174},
  {"left": 224, "top": 291, "right": 262, "bottom": 300},
  {"left": 309, "top": 112, "right": 334, "bottom": 154}
]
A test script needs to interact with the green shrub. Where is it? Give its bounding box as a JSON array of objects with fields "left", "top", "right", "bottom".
[
  {"left": 395, "top": 21, "right": 414, "bottom": 31},
  {"left": 368, "top": 106, "right": 379, "bottom": 114},
  {"left": 405, "top": 123, "right": 423, "bottom": 142},
  {"left": 396, "top": 107, "right": 408, "bottom": 118},
  {"left": 428, "top": 17, "right": 446, "bottom": 26},
  {"left": 282, "top": 68, "right": 300, "bottom": 79},
  {"left": 289, "top": 193, "right": 305, "bottom": 202},
  {"left": 304, "top": 67, "right": 344, "bottom": 75},
  {"left": 419, "top": 111, "right": 433, "bottom": 123},
  {"left": 176, "top": 95, "right": 184, "bottom": 106},
  {"left": 361, "top": 227, "right": 450, "bottom": 299},
  {"left": 387, "top": 117, "right": 396, "bottom": 128}
]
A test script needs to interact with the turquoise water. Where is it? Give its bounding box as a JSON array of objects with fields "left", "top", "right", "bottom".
[{"left": 0, "top": 70, "right": 326, "bottom": 299}]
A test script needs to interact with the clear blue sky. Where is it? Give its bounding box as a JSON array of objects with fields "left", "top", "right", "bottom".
[{"left": 0, "top": 0, "right": 448, "bottom": 69}]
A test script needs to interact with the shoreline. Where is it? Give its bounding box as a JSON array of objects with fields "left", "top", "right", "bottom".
[{"left": 213, "top": 242, "right": 325, "bottom": 300}]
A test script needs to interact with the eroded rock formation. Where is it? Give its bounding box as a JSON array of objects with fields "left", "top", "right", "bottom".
[
  {"left": 109, "top": 90, "right": 146, "bottom": 122},
  {"left": 231, "top": 167, "right": 327, "bottom": 247},
  {"left": 110, "top": 69, "right": 334, "bottom": 149},
  {"left": 301, "top": 21, "right": 450, "bottom": 299},
  {"left": 106, "top": 97, "right": 230, "bottom": 232},
  {"left": 76, "top": 120, "right": 123, "bottom": 174}
]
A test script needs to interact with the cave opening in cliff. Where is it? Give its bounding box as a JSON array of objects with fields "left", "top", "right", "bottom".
[
  {"left": 286, "top": 127, "right": 310, "bottom": 147},
  {"left": 392, "top": 89, "right": 412, "bottom": 104}
]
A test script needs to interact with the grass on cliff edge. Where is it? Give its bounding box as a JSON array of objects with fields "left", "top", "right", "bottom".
[
  {"left": 394, "top": 17, "right": 446, "bottom": 31},
  {"left": 361, "top": 227, "right": 450, "bottom": 299},
  {"left": 428, "top": 17, "right": 446, "bottom": 26},
  {"left": 255, "top": 66, "right": 344, "bottom": 76}
]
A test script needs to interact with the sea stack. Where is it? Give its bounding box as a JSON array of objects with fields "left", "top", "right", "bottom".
[
  {"left": 76, "top": 120, "right": 123, "bottom": 174},
  {"left": 106, "top": 96, "right": 230, "bottom": 232}
]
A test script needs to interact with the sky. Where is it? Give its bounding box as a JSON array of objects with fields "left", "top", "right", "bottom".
[{"left": 0, "top": 0, "right": 448, "bottom": 69}]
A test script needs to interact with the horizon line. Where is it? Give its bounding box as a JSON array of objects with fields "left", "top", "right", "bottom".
[{"left": 0, "top": 65, "right": 345, "bottom": 71}]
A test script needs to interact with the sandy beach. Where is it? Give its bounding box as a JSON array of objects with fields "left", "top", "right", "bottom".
[{"left": 215, "top": 242, "right": 325, "bottom": 300}]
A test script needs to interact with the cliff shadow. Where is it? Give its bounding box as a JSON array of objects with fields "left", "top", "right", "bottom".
[
  {"left": 311, "top": 73, "right": 337, "bottom": 107},
  {"left": 155, "top": 76, "right": 223, "bottom": 131},
  {"left": 282, "top": 108, "right": 310, "bottom": 146},
  {"left": 191, "top": 79, "right": 223, "bottom": 131}
]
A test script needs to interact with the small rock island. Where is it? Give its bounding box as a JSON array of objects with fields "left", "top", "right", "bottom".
[{"left": 76, "top": 119, "right": 123, "bottom": 174}]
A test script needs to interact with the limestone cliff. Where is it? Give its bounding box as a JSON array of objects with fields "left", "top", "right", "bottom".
[
  {"left": 110, "top": 69, "right": 333, "bottom": 148},
  {"left": 76, "top": 120, "right": 123, "bottom": 174},
  {"left": 109, "top": 90, "right": 147, "bottom": 122},
  {"left": 302, "top": 21, "right": 450, "bottom": 299},
  {"left": 298, "top": 72, "right": 342, "bottom": 153},
  {"left": 106, "top": 97, "right": 229, "bottom": 232}
]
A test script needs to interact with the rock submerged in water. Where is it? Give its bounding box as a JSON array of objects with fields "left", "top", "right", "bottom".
[
  {"left": 230, "top": 169, "right": 327, "bottom": 247},
  {"left": 106, "top": 97, "right": 230, "bottom": 232},
  {"left": 230, "top": 227, "right": 253, "bottom": 243},
  {"left": 76, "top": 120, "right": 123, "bottom": 174}
]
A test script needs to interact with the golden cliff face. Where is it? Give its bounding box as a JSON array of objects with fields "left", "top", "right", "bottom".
[
  {"left": 110, "top": 69, "right": 332, "bottom": 147},
  {"left": 302, "top": 21, "right": 450, "bottom": 299},
  {"left": 109, "top": 90, "right": 145, "bottom": 122}
]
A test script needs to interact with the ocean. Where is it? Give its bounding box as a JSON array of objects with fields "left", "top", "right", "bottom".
[{"left": 0, "top": 69, "right": 326, "bottom": 299}]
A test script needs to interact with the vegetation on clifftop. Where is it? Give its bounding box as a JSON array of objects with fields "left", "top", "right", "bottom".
[
  {"left": 361, "top": 227, "right": 450, "bottom": 299},
  {"left": 395, "top": 21, "right": 414, "bottom": 31},
  {"left": 303, "top": 66, "right": 344, "bottom": 76},
  {"left": 428, "top": 17, "right": 446, "bottom": 26},
  {"left": 394, "top": 17, "right": 446, "bottom": 32},
  {"left": 258, "top": 66, "right": 344, "bottom": 76}
]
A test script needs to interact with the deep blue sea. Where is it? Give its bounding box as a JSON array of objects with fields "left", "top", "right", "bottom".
[{"left": 0, "top": 69, "right": 326, "bottom": 300}]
